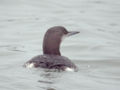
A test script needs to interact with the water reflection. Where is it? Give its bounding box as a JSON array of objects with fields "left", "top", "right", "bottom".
[{"left": 37, "top": 69, "right": 64, "bottom": 90}]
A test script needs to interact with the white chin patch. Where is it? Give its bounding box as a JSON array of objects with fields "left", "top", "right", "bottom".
[
  {"left": 65, "top": 67, "right": 74, "bottom": 72},
  {"left": 25, "top": 63, "right": 35, "bottom": 68},
  {"left": 61, "top": 35, "right": 67, "bottom": 41}
]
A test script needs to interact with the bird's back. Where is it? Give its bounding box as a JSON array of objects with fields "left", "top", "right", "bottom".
[{"left": 25, "top": 54, "right": 77, "bottom": 71}]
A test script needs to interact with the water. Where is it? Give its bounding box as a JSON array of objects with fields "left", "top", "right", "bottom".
[{"left": 0, "top": 0, "right": 120, "bottom": 90}]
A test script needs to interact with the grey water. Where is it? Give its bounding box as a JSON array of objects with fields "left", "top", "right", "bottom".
[{"left": 0, "top": 0, "right": 120, "bottom": 90}]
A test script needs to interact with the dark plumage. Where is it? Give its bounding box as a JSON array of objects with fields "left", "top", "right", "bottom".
[{"left": 24, "top": 26, "right": 79, "bottom": 71}]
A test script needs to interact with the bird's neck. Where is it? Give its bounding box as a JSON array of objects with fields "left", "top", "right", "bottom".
[{"left": 43, "top": 38, "right": 61, "bottom": 56}]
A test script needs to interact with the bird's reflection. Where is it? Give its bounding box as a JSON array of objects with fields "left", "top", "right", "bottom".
[{"left": 37, "top": 69, "right": 64, "bottom": 90}]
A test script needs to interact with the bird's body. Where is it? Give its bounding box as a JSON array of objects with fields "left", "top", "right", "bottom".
[
  {"left": 25, "top": 55, "right": 76, "bottom": 71},
  {"left": 24, "top": 26, "right": 79, "bottom": 71}
]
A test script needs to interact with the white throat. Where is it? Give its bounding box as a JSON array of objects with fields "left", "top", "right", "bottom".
[{"left": 61, "top": 35, "right": 67, "bottom": 41}]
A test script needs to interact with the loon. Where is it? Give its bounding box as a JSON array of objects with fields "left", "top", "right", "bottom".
[{"left": 24, "top": 26, "right": 79, "bottom": 71}]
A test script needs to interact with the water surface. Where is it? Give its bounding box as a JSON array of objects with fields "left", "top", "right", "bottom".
[{"left": 0, "top": 0, "right": 120, "bottom": 90}]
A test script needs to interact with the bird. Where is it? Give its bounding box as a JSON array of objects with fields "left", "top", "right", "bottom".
[{"left": 24, "top": 26, "right": 79, "bottom": 71}]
